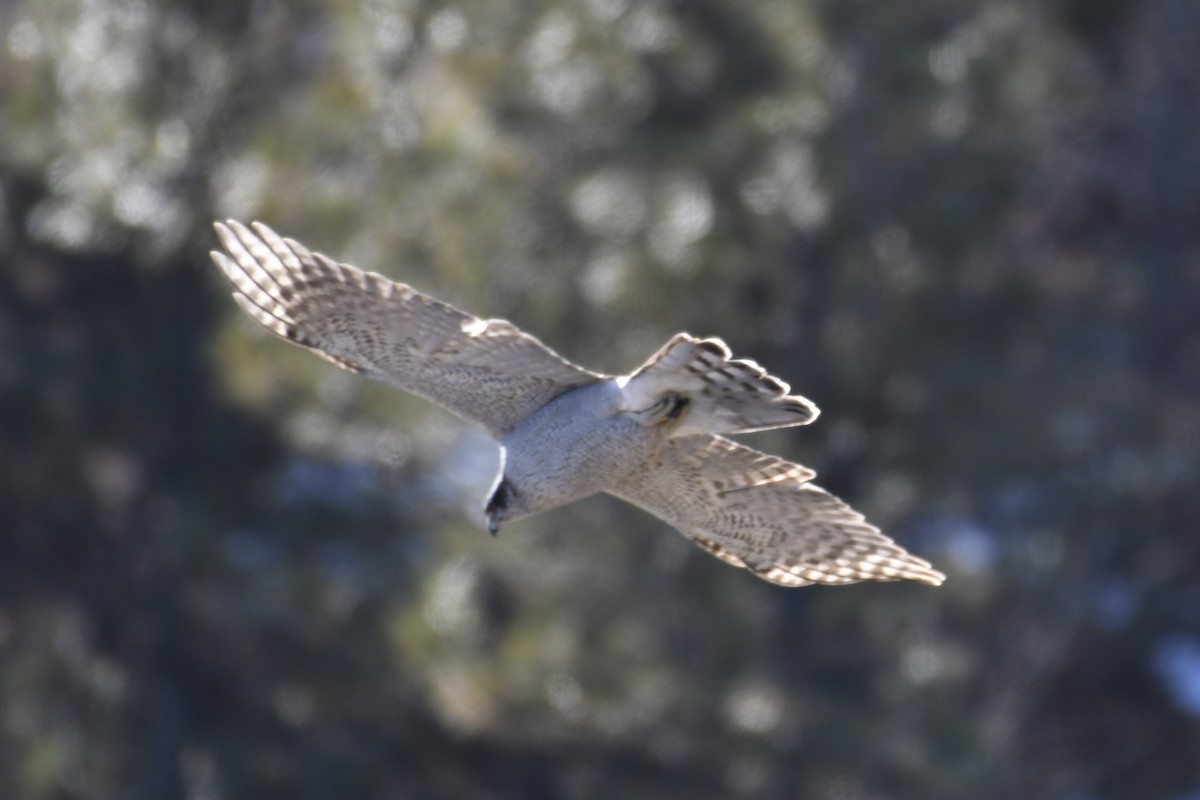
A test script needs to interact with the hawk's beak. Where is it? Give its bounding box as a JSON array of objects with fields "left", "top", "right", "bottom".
[{"left": 487, "top": 516, "right": 500, "bottom": 537}]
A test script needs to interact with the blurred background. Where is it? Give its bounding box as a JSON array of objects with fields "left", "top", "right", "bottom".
[{"left": 2, "top": 0, "right": 1199, "bottom": 798}]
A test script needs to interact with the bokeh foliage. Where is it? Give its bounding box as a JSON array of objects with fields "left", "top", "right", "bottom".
[{"left": 2, "top": 0, "right": 1199, "bottom": 798}]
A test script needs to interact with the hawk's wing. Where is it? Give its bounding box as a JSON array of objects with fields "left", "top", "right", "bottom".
[
  {"left": 211, "top": 220, "right": 603, "bottom": 437},
  {"left": 608, "top": 435, "right": 944, "bottom": 587}
]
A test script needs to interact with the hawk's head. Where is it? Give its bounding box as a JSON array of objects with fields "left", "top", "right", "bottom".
[{"left": 484, "top": 477, "right": 516, "bottom": 536}]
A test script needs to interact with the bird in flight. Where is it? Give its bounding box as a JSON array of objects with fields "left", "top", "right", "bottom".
[{"left": 211, "top": 220, "right": 944, "bottom": 588}]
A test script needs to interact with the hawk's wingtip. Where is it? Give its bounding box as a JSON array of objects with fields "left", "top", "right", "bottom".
[{"left": 919, "top": 570, "right": 947, "bottom": 587}]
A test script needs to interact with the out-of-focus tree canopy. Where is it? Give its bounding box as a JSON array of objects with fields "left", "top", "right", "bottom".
[{"left": 2, "top": 0, "right": 1199, "bottom": 797}]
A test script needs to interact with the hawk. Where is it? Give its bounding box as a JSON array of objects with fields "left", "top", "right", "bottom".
[{"left": 211, "top": 220, "right": 944, "bottom": 588}]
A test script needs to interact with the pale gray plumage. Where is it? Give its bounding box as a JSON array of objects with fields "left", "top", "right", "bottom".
[{"left": 211, "top": 220, "right": 945, "bottom": 588}]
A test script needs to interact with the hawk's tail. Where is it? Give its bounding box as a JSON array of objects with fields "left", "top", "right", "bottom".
[{"left": 619, "top": 334, "right": 818, "bottom": 436}]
